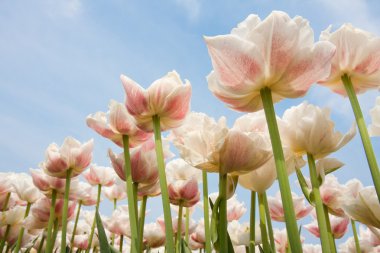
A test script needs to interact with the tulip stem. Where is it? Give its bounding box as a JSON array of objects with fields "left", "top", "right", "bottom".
[
  {"left": 37, "top": 232, "right": 46, "bottom": 253},
  {"left": 152, "top": 115, "right": 175, "bottom": 252},
  {"left": 0, "top": 224, "right": 10, "bottom": 252},
  {"left": 52, "top": 218, "right": 59, "bottom": 250},
  {"left": 86, "top": 184, "right": 102, "bottom": 253},
  {"left": 2, "top": 192, "right": 10, "bottom": 210},
  {"left": 342, "top": 74, "right": 380, "bottom": 201},
  {"left": 351, "top": 219, "right": 361, "bottom": 253},
  {"left": 219, "top": 173, "right": 228, "bottom": 253},
  {"left": 122, "top": 134, "right": 140, "bottom": 253},
  {"left": 263, "top": 192, "right": 275, "bottom": 253},
  {"left": 258, "top": 192, "right": 270, "bottom": 253},
  {"left": 323, "top": 204, "right": 337, "bottom": 253},
  {"left": 249, "top": 191, "right": 256, "bottom": 253},
  {"left": 70, "top": 200, "right": 82, "bottom": 249},
  {"left": 14, "top": 202, "right": 32, "bottom": 252},
  {"left": 138, "top": 196, "right": 148, "bottom": 253},
  {"left": 60, "top": 168, "right": 73, "bottom": 253},
  {"left": 202, "top": 171, "right": 211, "bottom": 253},
  {"left": 176, "top": 202, "right": 184, "bottom": 253},
  {"left": 46, "top": 189, "right": 57, "bottom": 253},
  {"left": 185, "top": 207, "right": 190, "bottom": 244},
  {"left": 111, "top": 199, "right": 117, "bottom": 246},
  {"left": 133, "top": 182, "right": 139, "bottom": 219},
  {"left": 119, "top": 235, "right": 124, "bottom": 252},
  {"left": 307, "top": 153, "right": 331, "bottom": 252},
  {"left": 260, "top": 87, "right": 303, "bottom": 253}
]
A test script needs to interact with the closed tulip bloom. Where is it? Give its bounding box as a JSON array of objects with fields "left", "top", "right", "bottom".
[
  {"left": 43, "top": 137, "right": 93, "bottom": 178},
  {"left": 369, "top": 97, "right": 380, "bottom": 137},
  {"left": 103, "top": 178, "right": 127, "bottom": 201},
  {"left": 86, "top": 100, "right": 151, "bottom": 148},
  {"left": 121, "top": 70, "right": 192, "bottom": 132},
  {"left": 305, "top": 212, "right": 349, "bottom": 239},
  {"left": 205, "top": 11, "right": 335, "bottom": 112},
  {"left": 189, "top": 219, "right": 206, "bottom": 249},
  {"left": 167, "top": 178, "right": 199, "bottom": 207},
  {"left": 318, "top": 24, "right": 380, "bottom": 95},
  {"left": 83, "top": 164, "right": 116, "bottom": 187},
  {"left": 143, "top": 223, "right": 166, "bottom": 249},
  {"left": 268, "top": 191, "right": 312, "bottom": 222},
  {"left": 72, "top": 234, "right": 89, "bottom": 250},
  {"left": 228, "top": 220, "right": 261, "bottom": 246},
  {"left": 104, "top": 205, "right": 131, "bottom": 236},
  {"left": 282, "top": 102, "right": 356, "bottom": 159},
  {"left": 343, "top": 186, "right": 380, "bottom": 228},
  {"left": 11, "top": 173, "right": 42, "bottom": 203}
]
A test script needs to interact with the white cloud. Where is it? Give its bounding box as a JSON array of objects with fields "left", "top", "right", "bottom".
[{"left": 174, "top": 0, "right": 201, "bottom": 21}]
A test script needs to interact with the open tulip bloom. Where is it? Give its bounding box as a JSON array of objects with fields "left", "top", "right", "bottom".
[{"left": 7, "top": 8, "right": 380, "bottom": 253}]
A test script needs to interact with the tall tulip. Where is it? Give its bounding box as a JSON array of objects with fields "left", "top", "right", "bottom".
[
  {"left": 318, "top": 23, "right": 380, "bottom": 201},
  {"left": 204, "top": 11, "right": 335, "bottom": 253}
]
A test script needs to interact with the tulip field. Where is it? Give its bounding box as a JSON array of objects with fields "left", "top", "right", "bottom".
[{"left": 1, "top": 3, "right": 380, "bottom": 253}]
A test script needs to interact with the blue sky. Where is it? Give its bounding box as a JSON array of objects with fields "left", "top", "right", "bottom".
[{"left": 1, "top": 0, "right": 380, "bottom": 246}]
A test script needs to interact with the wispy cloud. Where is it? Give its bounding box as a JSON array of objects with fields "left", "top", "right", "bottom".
[{"left": 174, "top": 0, "right": 201, "bottom": 21}]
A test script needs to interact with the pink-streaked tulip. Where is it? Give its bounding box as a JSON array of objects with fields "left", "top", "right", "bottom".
[
  {"left": 43, "top": 137, "right": 93, "bottom": 178},
  {"left": 86, "top": 100, "right": 151, "bottom": 148},
  {"left": 274, "top": 228, "right": 305, "bottom": 253},
  {"left": 83, "top": 164, "right": 116, "bottom": 187},
  {"left": 339, "top": 236, "right": 374, "bottom": 253},
  {"left": 305, "top": 212, "right": 350, "bottom": 239},
  {"left": 302, "top": 244, "right": 322, "bottom": 253},
  {"left": 72, "top": 234, "right": 89, "bottom": 250},
  {"left": 109, "top": 138, "right": 172, "bottom": 185},
  {"left": 0, "top": 205, "right": 25, "bottom": 226},
  {"left": 121, "top": 71, "right": 192, "bottom": 132},
  {"left": 205, "top": 11, "right": 335, "bottom": 112},
  {"left": 189, "top": 236, "right": 204, "bottom": 250},
  {"left": 189, "top": 219, "right": 206, "bottom": 250},
  {"left": 167, "top": 177, "right": 199, "bottom": 207},
  {"left": 171, "top": 112, "right": 271, "bottom": 175},
  {"left": 11, "top": 173, "right": 42, "bottom": 204},
  {"left": 137, "top": 180, "right": 161, "bottom": 198},
  {"left": 157, "top": 216, "right": 196, "bottom": 236},
  {"left": 369, "top": 97, "right": 380, "bottom": 137},
  {"left": 282, "top": 102, "right": 356, "bottom": 159},
  {"left": 0, "top": 193, "right": 19, "bottom": 211},
  {"left": 103, "top": 178, "right": 127, "bottom": 201},
  {"left": 343, "top": 186, "right": 380, "bottom": 228},
  {"left": 209, "top": 193, "right": 247, "bottom": 221},
  {"left": 0, "top": 224, "right": 35, "bottom": 248},
  {"left": 30, "top": 168, "right": 80, "bottom": 200},
  {"left": 68, "top": 220, "right": 91, "bottom": 236},
  {"left": 228, "top": 220, "right": 261, "bottom": 246},
  {"left": 143, "top": 223, "right": 166, "bottom": 249},
  {"left": 318, "top": 24, "right": 380, "bottom": 95},
  {"left": 104, "top": 205, "right": 131, "bottom": 236},
  {"left": 315, "top": 174, "right": 346, "bottom": 216},
  {"left": 0, "top": 172, "right": 15, "bottom": 194},
  {"left": 166, "top": 158, "right": 202, "bottom": 183},
  {"left": 360, "top": 226, "right": 380, "bottom": 248},
  {"left": 268, "top": 191, "right": 312, "bottom": 222},
  {"left": 75, "top": 182, "right": 98, "bottom": 206}
]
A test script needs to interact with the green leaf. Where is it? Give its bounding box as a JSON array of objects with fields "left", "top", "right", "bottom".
[
  {"left": 95, "top": 211, "right": 111, "bottom": 253},
  {"left": 258, "top": 245, "right": 264, "bottom": 253},
  {"left": 295, "top": 169, "right": 313, "bottom": 205},
  {"left": 109, "top": 244, "right": 121, "bottom": 253},
  {"left": 227, "top": 229, "right": 235, "bottom": 253},
  {"left": 209, "top": 196, "right": 221, "bottom": 251},
  {"left": 180, "top": 238, "right": 192, "bottom": 253}
]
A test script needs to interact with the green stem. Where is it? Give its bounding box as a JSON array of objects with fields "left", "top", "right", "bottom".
[
  {"left": 37, "top": 232, "right": 46, "bottom": 253},
  {"left": 60, "top": 168, "right": 73, "bottom": 253},
  {"left": 51, "top": 218, "right": 59, "bottom": 250},
  {"left": 260, "top": 87, "right": 303, "bottom": 253},
  {"left": 249, "top": 191, "right": 256, "bottom": 253},
  {"left": 119, "top": 235, "right": 124, "bottom": 252},
  {"left": 342, "top": 74, "right": 380, "bottom": 201},
  {"left": 0, "top": 225, "right": 10, "bottom": 252},
  {"left": 133, "top": 182, "right": 139, "bottom": 219},
  {"left": 111, "top": 199, "right": 117, "bottom": 247},
  {"left": 202, "top": 171, "right": 211, "bottom": 253},
  {"left": 351, "top": 219, "right": 361, "bottom": 253},
  {"left": 263, "top": 192, "right": 275, "bottom": 253},
  {"left": 245, "top": 246, "right": 249, "bottom": 253},
  {"left": 258, "top": 192, "right": 270, "bottom": 253},
  {"left": 113, "top": 199, "right": 117, "bottom": 210},
  {"left": 152, "top": 115, "right": 174, "bottom": 252},
  {"left": 122, "top": 135, "right": 139, "bottom": 253},
  {"left": 323, "top": 204, "right": 337, "bottom": 253},
  {"left": 185, "top": 207, "right": 190, "bottom": 244},
  {"left": 307, "top": 153, "right": 331, "bottom": 252},
  {"left": 45, "top": 189, "right": 57, "bottom": 253},
  {"left": 86, "top": 184, "right": 102, "bottom": 253},
  {"left": 14, "top": 202, "right": 32, "bottom": 252},
  {"left": 2, "top": 192, "right": 10, "bottom": 210},
  {"left": 70, "top": 200, "right": 82, "bottom": 248},
  {"left": 138, "top": 196, "right": 148, "bottom": 253},
  {"left": 176, "top": 203, "right": 183, "bottom": 253},
  {"left": 218, "top": 173, "right": 228, "bottom": 253}
]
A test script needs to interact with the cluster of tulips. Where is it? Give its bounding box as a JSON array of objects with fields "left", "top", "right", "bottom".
[{"left": 1, "top": 10, "right": 380, "bottom": 253}]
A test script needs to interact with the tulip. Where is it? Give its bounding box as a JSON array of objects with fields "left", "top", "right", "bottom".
[
  {"left": 369, "top": 97, "right": 380, "bottom": 137},
  {"left": 104, "top": 205, "right": 132, "bottom": 237},
  {"left": 343, "top": 186, "right": 380, "bottom": 228},
  {"left": 319, "top": 174, "right": 346, "bottom": 216},
  {"left": 121, "top": 71, "right": 191, "bottom": 132},
  {"left": 83, "top": 164, "right": 116, "bottom": 187},
  {"left": 268, "top": 191, "right": 312, "bottom": 222},
  {"left": 86, "top": 100, "right": 151, "bottom": 148},
  {"left": 143, "top": 223, "right": 166, "bottom": 249},
  {"left": 104, "top": 178, "right": 127, "bottom": 203},
  {"left": 188, "top": 219, "right": 206, "bottom": 250},
  {"left": 318, "top": 23, "right": 380, "bottom": 202},
  {"left": 0, "top": 193, "right": 19, "bottom": 212},
  {"left": 156, "top": 216, "right": 196, "bottom": 237},
  {"left": 228, "top": 220, "right": 261, "bottom": 247},
  {"left": 302, "top": 244, "right": 322, "bottom": 253},
  {"left": 305, "top": 213, "right": 350, "bottom": 239}
]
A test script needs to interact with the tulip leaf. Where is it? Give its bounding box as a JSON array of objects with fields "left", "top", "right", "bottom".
[
  {"left": 295, "top": 169, "right": 313, "bottom": 205},
  {"left": 258, "top": 245, "right": 265, "bottom": 253},
  {"left": 180, "top": 238, "right": 192, "bottom": 253},
  {"left": 95, "top": 211, "right": 111, "bottom": 253},
  {"left": 227, "top": 230, "right": 235, "bottom": 253},
  {"left": 209, "top": 196, "right": 221, "bottom": 251},
  {"left": 109, "top": 245, "right": 121, "bottom": 253}
]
